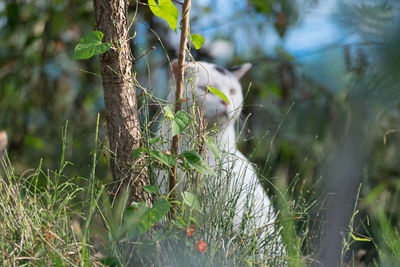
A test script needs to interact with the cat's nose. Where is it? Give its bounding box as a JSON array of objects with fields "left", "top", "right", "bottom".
[{"left": 220, "top": 100, "right": 228, "bottom": 107}]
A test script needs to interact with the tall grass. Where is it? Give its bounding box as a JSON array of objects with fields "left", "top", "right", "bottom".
[
  {"left": 0, "top": 111, "right": 396, "bottom": 266},
  {"left": 0, "top": 129, "right": 86, "bottom": 265}
]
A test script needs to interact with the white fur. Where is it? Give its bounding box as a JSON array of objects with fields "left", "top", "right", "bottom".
[{"left": 157, "top": 61, "right": 285, "bottom": 259}]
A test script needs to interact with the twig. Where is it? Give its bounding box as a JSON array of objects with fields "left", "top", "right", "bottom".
[
  {"left": 15, "top": 257, "right": 43, "bottom": 261},
  {"left": 383, "top": 129, "right": 400, "bottom": 145},
  {"left": 135, "top": 46, "right": 156, "bottom": 62},
  {"left": 172, "top": 0, "right": 184, "bottom": 5},
  {"left": 169, "top": 0, "right": 191, "bottom": 215}
]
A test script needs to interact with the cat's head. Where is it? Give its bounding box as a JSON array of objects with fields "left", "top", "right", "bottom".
[{"left": 169, "top": 60, "right": 251, "bottom": 128}]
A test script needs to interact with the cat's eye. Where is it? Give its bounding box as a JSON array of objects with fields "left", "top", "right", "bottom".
[
  {"left": 230, "top": 88, "right": 236, "bottom": 95},
  {"left": 203, "top": 86, "right": 214, "bottom": 94}
]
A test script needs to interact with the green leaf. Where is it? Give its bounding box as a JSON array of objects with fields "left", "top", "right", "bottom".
[
  {"left": 72, "top": 31, "right": 112, "bottom": 60},
  {"left": 148, "top": 0, "right": 179, "bottom": 32},
  {"left": 96, "top": 42, "right": 112, "bottom": 54},
  {"left": 180, "top": 151, "right": 216, "bottom": 176},
  {"left": 182, "top": 191, "right": 201, "bottom": 212},
  {"left": 172, "top": 218, "right": 186, "bottom": 228},
  {"left": 121, "top": 202, "right": 149, "bottom": 239},
  {"left": 207, "top": 86, "right": 230, "bottom": 104},
  {"left": 149, "top": 150, "right": 176, "bottom": 167},
  {"left": 163, "top": 106, "right": 174, "bottom": 119},
  {"left": 172, "top": 110, "right": 191, "bottom": 136},
  {"left": 124, "top": 199, "right": 170, "bottom": 240},
  {"left": 143, "top": 199, "right": 170, "bottom": 228},
  {"left": 127, "top": 202, "right": 150, "bottom": 221},
  {"left": 206, "top": 137, "right": 220, "bottom": 159},
  {"left": 190, "top": 34, "right": 205, "bottom": 49},
  {"left": 133, "top": 147, "right": 145, "bottom": 159},
  {"left": 101, "top": 257, "right": 121, "bottom": 267},
  {"left": 148, "top": 137, "right": 161, "bottom": 144},
  {"left": 51, "top": 256, "right": 64, "bottom": 267},
  {"left": 142, "top": 185, "right": 159, "bottom": 193},
  {"left": 134, "top": 147, "right": 175, "bottom": 166}
]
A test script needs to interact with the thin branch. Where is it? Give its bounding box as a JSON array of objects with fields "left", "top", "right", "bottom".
[
  {"left": 135, "top": 46, "right": 156, "bottom": 62},
  {"left": 172, "top": 0, "right": 184, "bottom": 5},
  {"left": 383, "top": 129, "right": 400, "bottom": 145},
  {"left": 169, "top": 0, "right": 191, "bottom": 214}
]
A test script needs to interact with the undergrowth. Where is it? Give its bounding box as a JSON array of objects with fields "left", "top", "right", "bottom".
[
  {"left": 0, "top": 113, "right": 396, "bottom": 266},
  {"left": 0, "top": 116, "right": 310, "bottom": 266}
]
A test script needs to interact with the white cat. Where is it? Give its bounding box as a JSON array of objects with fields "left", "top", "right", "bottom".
[{"left": 157, "top": 60, "right": 285, "bottom": 259}]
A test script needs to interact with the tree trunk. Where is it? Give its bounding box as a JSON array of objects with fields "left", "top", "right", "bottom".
[{"left": 93, "top": 0, "right": 152, "bottom": 206}]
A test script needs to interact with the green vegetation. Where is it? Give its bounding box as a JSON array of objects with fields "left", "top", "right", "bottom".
[{"left": 1, "top": 0, "right": 400, "bottom": 266}]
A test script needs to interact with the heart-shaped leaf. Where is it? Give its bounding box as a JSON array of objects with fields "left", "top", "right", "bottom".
[
  {"left": 190, "top": 34, "right": 205, "bottom": 49},
  {"left": 142, "top": 199, "right": 170, "bottom": 229},
  {"left": 172, "top": 110, "right": 191, "bottom": 136},
  {"left": 72, "top": 31, "right": 112, "bottom": 60}
]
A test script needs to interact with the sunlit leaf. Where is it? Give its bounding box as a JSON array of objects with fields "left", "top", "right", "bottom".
[
  {"left": 163, "top": 106, "right": 174, "bottom": 119},
  {"left": 207, "top": 86, "right": 230, "bottom": 104},
  {"left": 148, "top": 0, "right": 179, "bottom": 32},
  {"left": 190, "top": 34, "right": 205, "bottom": 49}
]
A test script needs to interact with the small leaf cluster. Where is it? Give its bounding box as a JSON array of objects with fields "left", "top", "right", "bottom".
[
  {"left": 148, "top": 0, "right": 205, "bottom": 50},
  {"left": 134, "top": 106, "right": 217, "bottom": 176},
  {"left": 72, "top": 31, "right": 112, "bottom": 60}
]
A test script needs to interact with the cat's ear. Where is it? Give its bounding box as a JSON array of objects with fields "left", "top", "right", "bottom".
[
  {"left": 229, "top": 63, "right": 252, "bottom": 79},
  {"left": 170, "top": 59, "right": 179, "bottom": 79}
]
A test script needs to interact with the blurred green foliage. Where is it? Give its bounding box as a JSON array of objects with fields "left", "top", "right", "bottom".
[
  {"left": 1, "top": 0, "right": 400, "bottom": 265},
  {"left": 0, "top": 0, "right": 107, "bottom": 176}
]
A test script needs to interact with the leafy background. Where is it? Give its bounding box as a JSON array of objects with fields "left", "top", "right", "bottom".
[{"left": 1, "top": 0, "right": 400, "bottom": 265}]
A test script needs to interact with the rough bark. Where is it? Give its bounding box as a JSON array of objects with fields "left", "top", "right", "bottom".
[{"left": 93, "top": 0, "right": 152, "bottom": 205}]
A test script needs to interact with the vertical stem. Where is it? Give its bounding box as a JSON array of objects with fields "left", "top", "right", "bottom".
[
  {"left": 170, "top": 0, "right": 191, "bottom": 211},
  {"left": 81, "top": 114, "right": 99, "bottom": 266}
]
